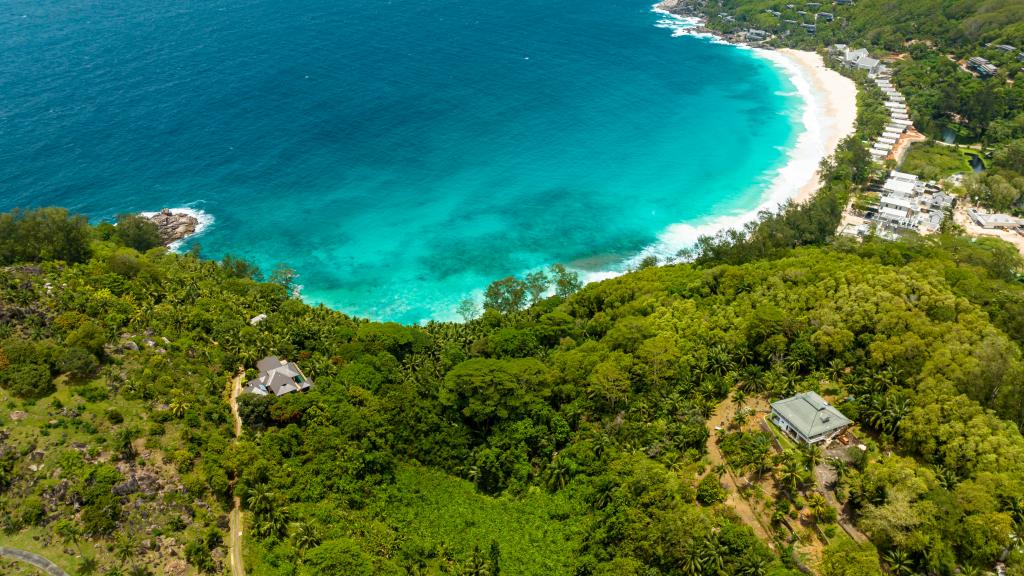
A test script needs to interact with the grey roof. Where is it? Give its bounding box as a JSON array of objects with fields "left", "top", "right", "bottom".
[
  {"left": 931, "top": 191, "right": 955, "bottom": 207},
  {"left": 257, "top": 355, "right": 283, "bottom": 372},
  {"left": 857, "top": 55, "right": 880, "bottom": 69},
  {"left": 246, "top": 356, "right": 313, "bottom": 397},
  {"left": 772, "top": 392, "right": 852, "bottom": 438}
]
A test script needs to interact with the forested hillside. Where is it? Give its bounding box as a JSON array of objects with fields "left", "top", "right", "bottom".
[{"left": 2, "top": 208, "right": 1024, "bottom": 575}]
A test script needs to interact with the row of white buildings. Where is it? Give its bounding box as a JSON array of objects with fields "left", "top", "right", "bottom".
[
  {"left": 832, "top": 46, "right": 913, "bottom": 162},
  {"left": 870, "top": 74, "right": 914, "bottom": 162}
]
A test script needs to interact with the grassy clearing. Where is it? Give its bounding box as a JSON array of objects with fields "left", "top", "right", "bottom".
[
  {"left": 900, "top": 142, "right": 972, "bottom": 179},
  {"left": 370, "top": 465, "right": 584, "bottom": 575},
  {"left": 245, "top": 465, "right": 585, "bottom": 576}
]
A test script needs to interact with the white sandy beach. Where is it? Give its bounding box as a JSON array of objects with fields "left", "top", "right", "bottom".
[
  {"left": 583, "top": 10, "right": 862, "bottom": 279},
  {"left": 769, "top": 48, "right": 859, "bottom": 204}
]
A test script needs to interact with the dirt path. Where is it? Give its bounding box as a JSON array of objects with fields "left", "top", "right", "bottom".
[
  {"left": 228, "top": 371, "right": 245, "bottom": 576},
  {"left": 706, "top": 398, "right": 773, "bottom": 545},
  {"left": 230, "top": 371, "right": 243, "bottom": 438},
  {"left": 890, "top": 129, "right": 928, "bottom": 164},
  {"left": 0, "top": 547, "right": 69, "bottom": 576}
]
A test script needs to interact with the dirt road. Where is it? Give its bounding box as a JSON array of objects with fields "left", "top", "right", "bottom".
[
  {"left": 705, "top": 398, "right": 773, "bottom": 544},
  {"left": 228, "top": 371, "right": 245, "bottom": 576}
]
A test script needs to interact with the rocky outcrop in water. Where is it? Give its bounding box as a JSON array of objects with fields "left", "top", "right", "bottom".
[{"left": 146, "top": 209, "right": 198, "bottom": 245}]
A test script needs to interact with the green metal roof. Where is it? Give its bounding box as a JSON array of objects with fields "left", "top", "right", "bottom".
[{"left": 771, "top": 391, "right": 851, "bottom": 439}]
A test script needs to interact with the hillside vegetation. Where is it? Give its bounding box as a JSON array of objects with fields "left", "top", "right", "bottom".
[{"left": 1, "top": 209, "right": 1024, "bottom": 575}]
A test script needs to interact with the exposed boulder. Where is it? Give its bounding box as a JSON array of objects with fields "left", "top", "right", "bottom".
[{"left": 143, "top": 208, "right": 198, "bottom": 245}]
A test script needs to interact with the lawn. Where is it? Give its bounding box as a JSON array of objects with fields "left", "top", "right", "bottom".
[{"left": 899, "top": 142, "right": 973, "bottom": 180}]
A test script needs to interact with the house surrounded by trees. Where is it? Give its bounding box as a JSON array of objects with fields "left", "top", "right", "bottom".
[
  {"left": 771, "top": 392, "right": 852, "bottom": 445},
  {"left": 243, "top": 356, "right": 313, "bottom": 396}
]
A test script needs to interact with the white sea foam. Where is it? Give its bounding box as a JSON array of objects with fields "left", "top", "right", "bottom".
[
  {"left": 651, "top": 4, "right": 706, "bottom": 37},
  {"left": 578, "top": 7, "right": 827, "bottom": 281},
  {"left": 139, "top": 205, "right": 215, "bottom": 251}
]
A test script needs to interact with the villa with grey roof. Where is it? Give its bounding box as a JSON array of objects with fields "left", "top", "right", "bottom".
[
  {"left": 244, "top": 355, "right": 313, "bottom": 397},
  {"left": 771, "top": 392, "right": 852, "bottom": 445}
]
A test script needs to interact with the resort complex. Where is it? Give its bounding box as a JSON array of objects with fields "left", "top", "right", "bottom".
[{"left": 840, "top": 170, "right": 955, "bottom": 238}]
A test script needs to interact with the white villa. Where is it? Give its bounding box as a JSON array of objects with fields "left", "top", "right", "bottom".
[
  {"left": 243, "top": 355, "right": 313, "bottom": 397},
  {"left": 834, "top": 45, "right": 884, "bottom": 76},
  {"left": 771, "top": 392, "right": 852, "bottom": 446}
]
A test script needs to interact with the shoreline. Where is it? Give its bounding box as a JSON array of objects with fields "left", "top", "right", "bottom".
[
  {"left": 650, "top": 3, "right": 857, "bottom": 208},
  {"left": 604, "top": 8, "right": 858, "bottom": 274},
  {"left": 760, "top": 48, "right": 858, "bottom": 206}
]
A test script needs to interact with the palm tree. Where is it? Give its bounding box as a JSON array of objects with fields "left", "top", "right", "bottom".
[
  {"left": 699, "top": 534, "right": 728, "bottom": 575},
  {"left": 934, "top": 465, "right": 960, "bottom": 491},
  {"left": 808, "top": 492, "right": 831, "bottom": 522},
  {"left": 114, "top": 531, "right": 138, "bottom": 567},
  {"left": 545, "top": 456, "right": 574, "bottom": 491},
  {"left": 1006, "top": 496, "right": 1024, "bottom": 530},
  {"left": 826, "top": 358, "right": 847, "bottom": 382},
  {"left": 290, "top": 521, "right": 320, "bottom": 556},
  {"left": 732, "top": 389, "right": 747, "bottom": 409},
  {"left": 465, "top": 545, "right": 490, "bottom": 576},
  {"left": 78, "top": 555, "right": 99, "bottom": 576},
  {"left": 748, "top": 437, "right": 773, "bottom": 478},
  {"left": 736, "top": 555, "right": 769, "bottom": 576},
  {"left": 246, "top": 488, "right": 274, "bottom": 514},
  {"left": 800, "top": 443, "right": 823, "bottom": 470},
  {"left": 127, "top": 566, "right": 153, "bottom": 576},
  {"left": 883, "top": 549, "right": 913, "bottom": 576},
  {"left": 168, "top": 395, "right": 190, "bottom": 418},
  {"left": 54, "top": 518, "right": 82, "bottom": 552},
  {"left": 679, "top": 545, "right": 703, "bottom": 576},
  {"left": 827, "top": 457, "right": 849, "bottom": 491},
  {"left": 778, "top": 458, "right": 806, "bottom": 495}
]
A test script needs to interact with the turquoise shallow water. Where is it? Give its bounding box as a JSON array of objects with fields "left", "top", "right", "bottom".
[{"left": 0, "top": 0, "right": 800, "bottom": 323}]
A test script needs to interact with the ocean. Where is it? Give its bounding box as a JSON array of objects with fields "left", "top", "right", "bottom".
[{"left": 0, "top": 0, "right": 804, "bottom": 323}]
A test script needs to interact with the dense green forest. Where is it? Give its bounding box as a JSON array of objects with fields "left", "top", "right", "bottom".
[
  {"left": 2, "top": 206, "right": 1024, "bottom": 576},
  {"left": 692, "top": 0, "right": 1024, "bottom": 214}
]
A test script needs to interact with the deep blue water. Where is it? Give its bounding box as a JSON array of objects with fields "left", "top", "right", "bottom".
[{"left": 0, "top": 0, "right": 800, "bottom": 323}]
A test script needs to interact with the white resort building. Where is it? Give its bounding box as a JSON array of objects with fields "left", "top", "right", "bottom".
[
  {"left": 842, "top": 170, "right": 955, "bottom": 239},
  {"left": 968, "top": 209, "right": 1024, "bottom": 230}
]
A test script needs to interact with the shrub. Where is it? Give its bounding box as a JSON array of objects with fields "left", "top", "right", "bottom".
[
  {"left": 19, "top": 495, "right": 45, "bottom": 525},
  {"left": 65, "top": 322, "right": 106, "bottom": 356},
  {"left": 185, "top": 538, "right": 216, "bottom": 573},
  {"left": 106, "top": 408, "right": 124, "bottom": 424},
  {"left": 113, "top": 214, "right": 163, "bottom": 253},
  {"left": 696, "top": 474, "right": 727, "bottom": 506},
  {"left": 57, "top": 347, "right": 99, "bottom": 380},
  {"left": 82, "top": 493, "right": 121, "bottom": 535},
  {"left": 77, "top": 384, "right": 109, "bottom": 403},
  {"left": 0, "top": 363, "right": 55, "bottom": 399}
]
